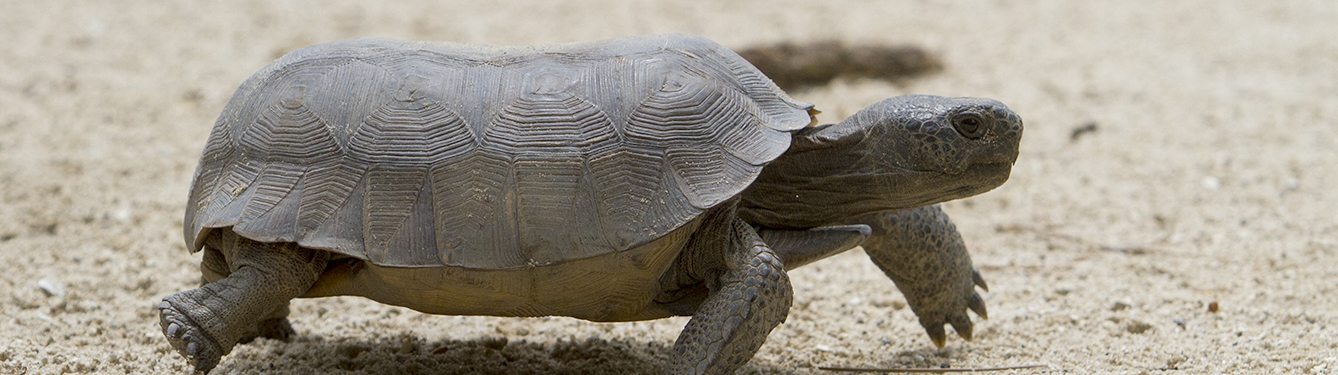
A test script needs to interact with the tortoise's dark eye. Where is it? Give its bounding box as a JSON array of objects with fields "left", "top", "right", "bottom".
[{"left": 952, "top": 113, "right": 987, "bottom": 139}]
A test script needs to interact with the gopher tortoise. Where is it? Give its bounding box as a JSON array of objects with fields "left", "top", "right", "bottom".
[{"left": 161, "top": 34, "right": 1022, "bottom": 374}]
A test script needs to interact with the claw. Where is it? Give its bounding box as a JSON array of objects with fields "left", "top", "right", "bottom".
[
  {"left": 972, "top": 268, "right": 989, "bottom": 292},
  {"left": 949, "top": 314, "right": 974, "bottom": 341},
  {"left": 967, "top": 293, "right": 989, "bottom": 320},
  {"left": 160, "top": 296, "right": 224, "bottom": 374},
  {"left": 922, "top": 321, "right": 947, "bottom": 348}
]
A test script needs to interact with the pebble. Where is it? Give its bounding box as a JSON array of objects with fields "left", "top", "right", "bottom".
[
  {"left": 1201, "top": 177, "right": 1220, "bottom": 190},
  {"left": 1283, "top": 178, "right": 1299, "bottom": 191},
  {"left": 37, "top": 278, "right": 64, "bottom": 298},
  {"left": 112, "top": 206, "right": 132, "bottom": 222}
]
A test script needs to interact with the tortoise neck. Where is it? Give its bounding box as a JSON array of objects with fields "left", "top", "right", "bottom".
[{"left": 739, "top": 121, "right": 919, "bottom": 229}]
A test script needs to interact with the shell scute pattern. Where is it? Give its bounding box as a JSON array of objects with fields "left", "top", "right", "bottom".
[{"left": 187, "top": 35, "right": 813, "bottom": 269}]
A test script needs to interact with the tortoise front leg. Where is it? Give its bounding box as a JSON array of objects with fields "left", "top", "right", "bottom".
[
  {"left": 158, "top": 231, "right": 328, "bottom": 374},
  {"left": 669, "top": 216, "right": 793, "bottom": 375},
  {"left": 851, "top": 204, "right": 988, "bottom": 347},
  {"left": 757, "top": 224, "right": 871, "bottom": 270}
]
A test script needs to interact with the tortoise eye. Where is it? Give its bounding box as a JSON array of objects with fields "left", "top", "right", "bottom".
[{"left": 952, "top": 113, "right": 987, "bottom": 139}]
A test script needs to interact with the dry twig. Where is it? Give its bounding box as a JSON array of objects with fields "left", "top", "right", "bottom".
[{"left": 819, "top": 363, "right": 1048, "bottom": 373}]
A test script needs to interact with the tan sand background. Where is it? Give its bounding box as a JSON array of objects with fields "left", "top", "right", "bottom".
[{"left": 2, "top": 1, "right": 1335, "bottom": 374}]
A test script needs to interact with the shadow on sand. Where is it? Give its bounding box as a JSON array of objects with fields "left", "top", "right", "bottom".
[{"left": 215, "top": 334, "right": 804, "bottom": 375}]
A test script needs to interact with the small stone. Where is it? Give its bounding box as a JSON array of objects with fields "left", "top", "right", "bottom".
[
  {"left": 1207, "top": 301, "right": 1219, "bottom": 313},
  {"left": 1201, "top": 177, "right": 1220, "bottom": 190},
  {"left": 112, "top": 206, "right": 132, "bottom": 222},
  {"left": 399, "top": 339, "right": 418, "bottom": 354},
  {"left": 1282, "top": 178, "right": 1299, "bottom": 191},
  {"left": 1070, "top": 122, "right": 1098, "bottom": 141},
  {"left": 1126, "top": 321, "right": 1153, "bottom": 334},
  {"left": 37, "top": 279, "right": 65, "bottom": 298},
  {"left": 1166, "top": 354, "right": 1187, "bottom": 368}
]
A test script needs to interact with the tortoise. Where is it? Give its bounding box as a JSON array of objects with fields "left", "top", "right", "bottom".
[{"left": 160, "top": 34, "right": 1022, "bottom": 374}]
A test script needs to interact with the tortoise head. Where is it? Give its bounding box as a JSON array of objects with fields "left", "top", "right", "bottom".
[
  {"left": 741, "top": 95, "right": 1022, "bottom": 228},
  {"left": 824, "top": 94, "right": 1022, "bottom": 197}
]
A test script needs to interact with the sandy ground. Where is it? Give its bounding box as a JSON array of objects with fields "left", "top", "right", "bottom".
[{"left": 2, "top": 1, "right": 1336, "bottom": 374}]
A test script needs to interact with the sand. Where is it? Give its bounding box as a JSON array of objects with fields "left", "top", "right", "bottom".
[{"left": 1, "top": 1, "right": 1335, "bottom": 374}]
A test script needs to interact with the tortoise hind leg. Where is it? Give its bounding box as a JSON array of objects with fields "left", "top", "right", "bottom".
[
  {"left": 197, "top": 246, "right": 298, "bottom": 345},
  {"left": 669, "top": 216, "right": 793, "bottom": 374},
  {"left": 159, "top": 231, "right": 328, "bottom": 373}
]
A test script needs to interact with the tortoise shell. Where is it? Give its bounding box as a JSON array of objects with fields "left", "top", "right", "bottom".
[{"left": 185, "top": 34, "right": 815, "bottom": 269}]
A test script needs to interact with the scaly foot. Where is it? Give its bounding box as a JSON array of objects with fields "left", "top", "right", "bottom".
[
  {"left": 916, "top": 268, "right": 989, "bottom": 347},
  {"left": 159, "top": 296, "right": 225, "bottom": 374},
  {"left": 852, "top": 205, "right": 990, "bottom": 347}
]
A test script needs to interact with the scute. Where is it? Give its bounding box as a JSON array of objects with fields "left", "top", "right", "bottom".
[{"left": 187, "top": 34, "right": 815, "bottom": 269}]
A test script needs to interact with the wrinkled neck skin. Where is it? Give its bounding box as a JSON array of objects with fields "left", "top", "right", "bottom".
[{"left": 739, "top": 112, "right": 1004, "bottom": 229}]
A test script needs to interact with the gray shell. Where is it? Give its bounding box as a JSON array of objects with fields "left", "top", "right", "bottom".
[{"left": 185, "top": 34, "right": 814, "bottom": 269}]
